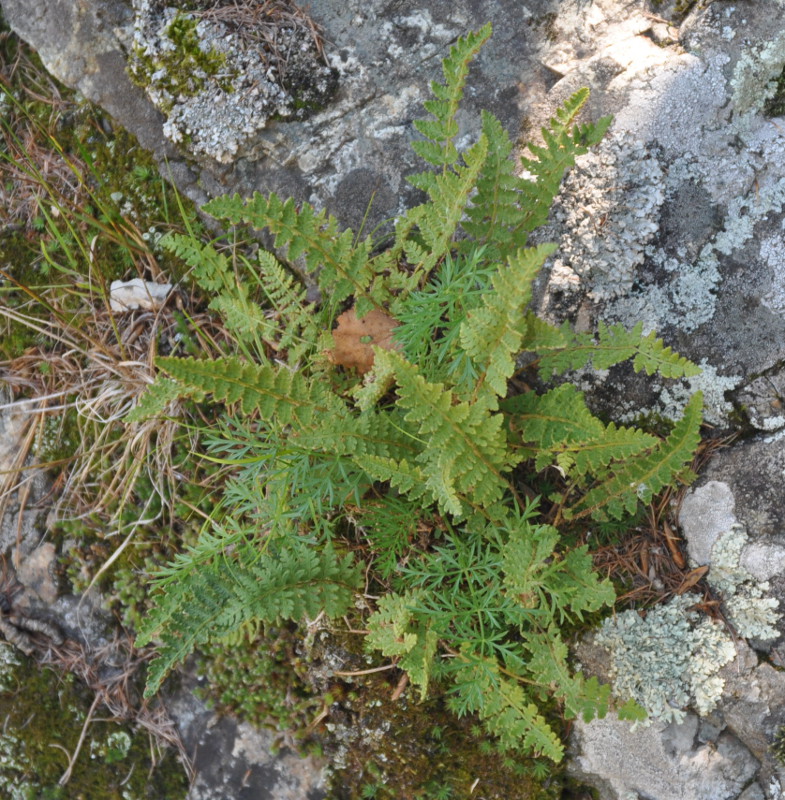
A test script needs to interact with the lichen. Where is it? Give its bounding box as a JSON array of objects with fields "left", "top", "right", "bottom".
[
  {"left": 128, "top": 0, "right": 338, "bottom": 163},
  {"left": 596, "top": 594, "right": 737, "bottom": 726},
  {"left": 708, "top": 524, "right": 780, "bottom": 641},
  {"left": 597, "top": 524, "right": 781, "bottom": 724},
  {"left": 541, "top": 138, "right": 666, "bottom": 301},
  {"left": 731, "top": 32, "right": 785, "bottom": 130}
]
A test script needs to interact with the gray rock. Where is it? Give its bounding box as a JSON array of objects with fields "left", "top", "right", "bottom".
[
  {"left": 0, "top": 0, "right": 560, "bottom": 233},
  {"left": 679, "top": 480, "right": 739, "bottom": 567},
  {"left": 532, "top": 0, "right": 785, "bottom": 430},
  {"left": 568, "top": 712, "right": 760, "bottom": 800}
]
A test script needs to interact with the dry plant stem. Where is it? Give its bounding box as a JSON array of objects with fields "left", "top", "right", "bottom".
[
  {"left": 58, "top": 692, "right": 101, "bottom": 786},
  {"left": 332, "top": 663, "right": 397, "bottom": 677}
]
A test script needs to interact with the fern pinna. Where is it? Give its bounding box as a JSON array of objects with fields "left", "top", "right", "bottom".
[{"left": 130, "top": 23, "right": 701, "bottom": 759}]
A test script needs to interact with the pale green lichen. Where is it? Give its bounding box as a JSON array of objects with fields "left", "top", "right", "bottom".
[
  {"left": 731, "top": 32, "right": 785, "bottom": 131},
  {"left": 708, "top": 525, "right": 780, "bottom": 641},
  {"left": 597, "top": 523, "right": 781, "bottom": 725},
  {"left": 596, "top": 594, "right": 736, "bottom": 726}
]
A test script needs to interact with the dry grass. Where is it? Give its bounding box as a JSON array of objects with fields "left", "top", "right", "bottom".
[
  {"left": 0, "top": 29, "right": 222, "bottom": 785},
  {"left": 41, "top": 631, "right": 194, "bottom": 785}
]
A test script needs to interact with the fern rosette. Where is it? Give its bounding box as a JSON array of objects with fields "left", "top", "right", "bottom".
[{"left": 129, "top": 23, "right": 702, "bottom": 761}]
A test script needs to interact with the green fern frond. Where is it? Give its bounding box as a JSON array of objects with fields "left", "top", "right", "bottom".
[
  {"left": 523, "top": 629, "right": 611, "bottom": 722},
  {"left": 406, "top": 134, "right": 489, "bottom": 273},
  {"left": 515, "top": 91, "right": 612, "bottom": 244},
  {"left": 138, "top": 541, "right": 362, "bottom": 696},
  {"left": 360, "top": 454, "right": 432, "bottom": 507},
  {"left": 458, "top": 244, "right": 556, "bottom": 401},
  {"left": 253, "top": 249, "right": 322, "bottom": 362},
  {"left": 411, "top": 23, "right": 492, "bottom": 168},
  {"left": 366, "top": 591, "right": 437, "bottom": 700},
  {"left": 535, "top": 320, "right": 701, "bottom": 379},
  {"left": 459, "top": 111, "right": 524, "bottom": 258},
  {"left": 376, "top": 349, "right": 511, "bottom": 516},
  {"left": 203, "top": 192, "right": 387, "bottom": 309},
  {"left": 504, "top": 385, "right": 658, "bottom": 475},
  {"left": 501, "top": 520, "right": 615, "bottom": 624},
  {"left": 127, "top": 376, "right": 199, "bottom": 423},
  {"left": 568, "top": 391, "right": 703, "bottom": 520},
  {"left": 449, "top": 651, "right": 565, "bottom": 761},
  {"left": 156, "top": 355, "right": 344, "bottom": 424},
  {"left": 299, "top": 409, "right": 417, "bottom": 461},
  {"left": 163, "top": 232, "right": 272, "bottom": 346}
]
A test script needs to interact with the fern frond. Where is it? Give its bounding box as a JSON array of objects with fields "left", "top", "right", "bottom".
[
  {"left": 504, "top": 385, "right": 658, "bottom": 475},
  {"left": 137, "top": 541, "right": 362, "bottom": 696},
  {"left": 376, "top": 349, "right": 511, "bottom": 517},
  {"left": 568, "top": 391, "right": 703, "bottom": 520},
  {"left": 126, "top": 376, "right": 199, "bottom": 423},
  {"left": 535, "top": 321, "right": 701, "bottom": 379},
  {"left": 459, "top": 111, "right": 523, "bottom": 258},
  {"left": 449, "top": 651, "right": 565, "bottom": 760},
  {"left": 253, "top": 249, "right": 322, "bottom": 363},
  {"left": 156, "top": 356, "right": 344, "bottom": 424},
  {"left": 360, "top": 454, "right": 432, "bottom": 507},
  {"left": 501, "top": 520, "right": 614, "bottom": 624},
  {"left": 163, "top": 232, "right": 272, "bottom": 346},
  {"left": 366, "top": 592, "right": 437, "bottom": 700},
  {"left": 458, "top": 244, "right": 556, "bottom": 401},
  {"left": 406, "top": 134, "right": 489, "bottom": 273},
  {"left": 300, "top": 409, "right": 418, "bottom": 461},
  {"left": 523, "top": 629, "right": 611, "bottom": 722},
  {"left": 514, "top": 91, "right": 612, "bottom": 247},
  {"left": 411, "top": 24, "right": 492, "bottom": 168},
  {"left": 203, "top": 192, "right": 387, "bottom": 308}
]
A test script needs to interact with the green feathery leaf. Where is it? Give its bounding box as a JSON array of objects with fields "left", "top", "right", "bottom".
[
  {"left": 568, "top": 391, "right": 704, "bottom": 520},
  {"left": 138, "top": 542, "right": 362, "bottom": 696}
]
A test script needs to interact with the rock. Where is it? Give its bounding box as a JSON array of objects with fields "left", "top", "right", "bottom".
[
  {"left": 166, "top": 670, "right": 327, "bottom": 800},
  {"left": 109, "top": 278, "right": 172, "bottom": 311},
  {"left": 15, "top": 543, "right": 58, "bottom": 605},
  {"left": 679, "top": 481, "right": 739, "bottom": 567},
  {"left": 530, "top": 0, "right": 785, "bottom": 431},
  {"left": 568, "top": 712, "right": 760, "bottom": 800},
  {"left": 0, "top": 0, "right": 559, "bottom": 233}
]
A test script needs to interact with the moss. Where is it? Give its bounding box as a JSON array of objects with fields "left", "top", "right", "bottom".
[
  {"left": 0, "top": 644, "right": 187, "bottom": 798},
  {"left": 128, "top": 12, "right": 235, "bottom": 111},
  {"left": 304, "top": 627, "right": 563, "bottom": 800},
  {"left": 771, "top": 725, "right": 785, "bottom": 765},
  {"left": 197, "top": 624, "right": 325, "bottom": 749}
]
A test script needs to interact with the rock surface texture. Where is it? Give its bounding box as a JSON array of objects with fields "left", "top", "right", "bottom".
[{"left": 6, "top": 0, "right": 785, "bottom": 797}]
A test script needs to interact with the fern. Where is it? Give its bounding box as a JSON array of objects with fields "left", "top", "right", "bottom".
[
  {"left": 365, "top": 592, "right": 437, "bottom": 700},
  {"left": 532, "top": 317, "right": 702, "bottom": 380},
  {"left": 457, "top": 243, "right": 556, "bottom": 402},
  {"left": 410, "top": 23, "right": 492, "bottom": 168},
  {"left": 155, "top": 355, "right": 343, "bottom": 423},
  {"left": 568, "top": 392, "right": 703, "bottom": 520},
  {"left": 138, "top": 541, "right": 362, "bottom": 696},
  {"left": 127, "top": 376, "right": 198, "bottom": 423},
  {"left": 130, "top": 25, "right": 702, "bottom": 761},
  {"left": 448, "top": 651, "right": 566, "bottom": 761},
  {"left": 372, "top": 349, "right": 512, "bottom": 517},
  {"left": 202, "top": 192, "right": 389, "bottom": 314}
]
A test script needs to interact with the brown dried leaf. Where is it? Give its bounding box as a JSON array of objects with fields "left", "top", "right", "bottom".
[
  {"left": 675, "top": 565, "right": 709, "bottom": 595},
  {"left": 328, "top": 307, "right": 400, "bottom": 374}
]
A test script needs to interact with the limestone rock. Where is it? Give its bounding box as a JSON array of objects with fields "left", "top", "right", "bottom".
[{"left": 568, "top": 713, "right": 760, "bottom": 800}]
